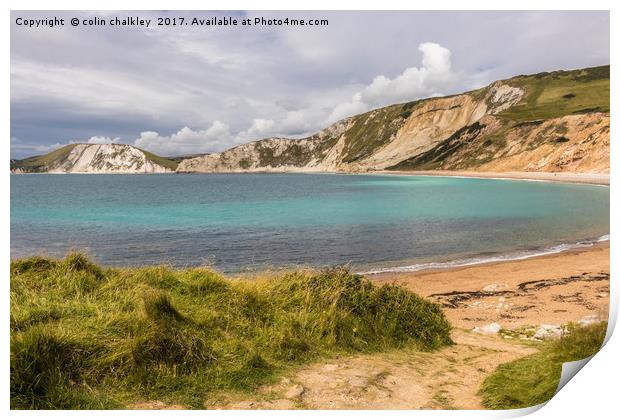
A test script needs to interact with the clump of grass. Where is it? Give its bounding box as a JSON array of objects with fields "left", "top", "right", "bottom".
[
  {"left": 143, "top": 293, "right": 184, "bottom": 322},
  {"left": 10, "top": 255, "right": 452, "bottom": 409},
  {"left": 11, "top": 255, "right": 57, "bottom": 275},
  {"left": 10, "top": 327, "right": 116, "bottom": 409},
  {"left": 479, "top": 322, "right": 607, "bottom": 409},
  {"left": 62, "top": 253, "right": 105, "bottom": 280}
]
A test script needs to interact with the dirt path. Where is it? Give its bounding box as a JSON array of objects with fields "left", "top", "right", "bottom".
[
  {"left": 208, "top": 247, "right": 608, "bottom": 410},
  {"left": 136, "top": 246, "right": 609, "bottom": 409},
  {"left": 213, "top": 329, "right": 535, "bottom": 410}
]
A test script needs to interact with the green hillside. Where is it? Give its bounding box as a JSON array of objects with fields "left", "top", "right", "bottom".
[
  {"left": 388, "top": 65, "right": 610, "bottom": 172},
  {"left": 10, "top": 144, "right": 78, "bottom": 173},
  {"left": 139, "top": 149, "right": 179, "bottom": 171},
  {"left": 495, "top": 65, "right": 609, "bottom": 121}
]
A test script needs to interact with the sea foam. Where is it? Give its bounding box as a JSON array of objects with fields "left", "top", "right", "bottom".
[{"left": 359, "top": 234, "right": 610, "bottom": 275}]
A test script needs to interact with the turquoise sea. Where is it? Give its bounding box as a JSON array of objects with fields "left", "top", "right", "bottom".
[{"left": 10, "top": 173, "right": 610, "bottom": 273}]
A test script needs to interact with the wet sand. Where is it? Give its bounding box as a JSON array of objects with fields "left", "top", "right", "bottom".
[{"left": 368, "top": 242, "right": 610, "bottom": 329}]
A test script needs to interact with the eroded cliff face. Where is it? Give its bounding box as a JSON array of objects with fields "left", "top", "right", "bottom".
[
  {"left": 389, "top": 113, "right": 610, "bottom": 174},
  {"left": 177, "top": 83, "right": 526, "bottom": 173},
  {"left": 177, "top": 66, "right": 609, "bottom": 174},
  {"left": 480, "top": 113, "right": 609, "bottom": 173},
  {"left": 333, "top": 83, "right": 525, "bottom": 172},
  {"left": 177, "top": 118, "right": 352, "bottom": 173},
  {"left": 38, "top": 144, "right": 172, "bottom": 173}
]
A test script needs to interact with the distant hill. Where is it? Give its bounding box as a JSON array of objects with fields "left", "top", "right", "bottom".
[
  {"left": 11, "top": 143, "right": 178, "bottom": 173},
  {"left": 177, "top": 65, "right": 609, "bottom": 174},
  {"left": 12, "top": 65, "right": 609, "bottom": 175}
]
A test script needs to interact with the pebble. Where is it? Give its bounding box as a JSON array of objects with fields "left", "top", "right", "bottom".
[
  {"left": 579, "top": 314, "right": 602, "bottom": 327},
  {"left": 285, "top": 384, "right": 305, "bottom": 399},
  {"left": 482, "top": 283, "right": 510, "bottom": 292},
  {"left": 473, "top": 322, "right": 502, "bottom": 334},
  {"left": 533, "top": 324, "right": 564, "bottom": 340}
]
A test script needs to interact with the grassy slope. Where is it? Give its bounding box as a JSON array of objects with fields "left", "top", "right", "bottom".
[
  {"left": 271, "top": 65, "right": 609, "bottom": 169},
  {"left": 388, "top": 65, "right": 610, "bottom": 171},
  {"left": 496, "top": 65, "right": 610, "bottom": 122},
  {"left": 10, "top": 254, "right": 452, "bottom": 409},
  {"left": 479, "top": 322, "right": 607, "bottom": 409},
  {"left": 12, "top": 144, "right": 178, "bottom": 172},
  {"left": 10, "top": 144, "right": 78, "bottom": 172},
  {"left": 138, "top": 149, "right": 179, "bottom": 171}
]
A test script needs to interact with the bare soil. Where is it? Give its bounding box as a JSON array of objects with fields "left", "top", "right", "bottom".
[{"left": 212, "top": 330, "right": 536, "bottom": 410}]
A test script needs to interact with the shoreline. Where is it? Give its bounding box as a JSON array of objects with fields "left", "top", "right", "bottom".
[
  {"left": 357, "top": 236, "right": 609, "bottom": 276},
  {"left": 367, "top": 241, "right": 610, "bottom": 329},
  {"left": 377, "top": 170, "right": 610, "bottom": 186},
  {"left": 366, "top": 240, "right": 609, "bottom": 279},
  {"left": 12, "top": 169, "right": 611, "bottom": 186}
]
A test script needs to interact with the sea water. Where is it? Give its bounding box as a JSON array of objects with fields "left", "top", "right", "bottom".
[{"left": 10, "top": 173, "right": 610, "bottom": 273}]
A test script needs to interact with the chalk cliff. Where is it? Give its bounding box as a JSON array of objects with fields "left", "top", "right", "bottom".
[{"left": 11, "top": 144, "right": 176, "bottom": 174}]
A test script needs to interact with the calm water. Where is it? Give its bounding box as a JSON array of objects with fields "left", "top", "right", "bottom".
[{"left": 10, "top": 173, "right": 609, "bottom": 273}]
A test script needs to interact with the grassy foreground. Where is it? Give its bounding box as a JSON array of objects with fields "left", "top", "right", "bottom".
[
  {"left": 479, "top": 322, "right": 607, "bottom": 409},
  {"left": 10, "top": 254, "right": 452, "bottom": 409}
]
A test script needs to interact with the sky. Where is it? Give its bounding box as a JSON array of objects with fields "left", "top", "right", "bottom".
[{"left": 10, "top": 10, "right": 610, "bottom": 158}]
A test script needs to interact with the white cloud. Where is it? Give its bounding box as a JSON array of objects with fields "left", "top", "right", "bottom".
[
  {"left": 128, "top": 43, "right": 457, "bottom": 156},
  {"left": 86, "top": 136, "right": 120, "bottom": 144},
  {"left": 279, "top": 111, "right": 313, "bottom": 135},
  {"left": 10, "top": 140, "right": 69, "bottom": 156},
  {"left": 327, "top": 42, "right": 456, "bottom": 123},
  {"left": 133, "top": 121, "right": 233, "bottom": 156},
  {"left": 234, "top": 118, "right": 277, "bottom": 143},
  {"left": 248, "top": 118, "right": 275, "bottom": 134},
  {"left": 327, "top": 93, "right": 369, "bottom": 124}
]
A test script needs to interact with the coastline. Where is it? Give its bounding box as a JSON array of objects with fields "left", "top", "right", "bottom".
[
  {"left": 367, "top": 241, "right": 610, "bottom": 329},
  {"left": 12, "top": 169, "right": 611, "bottom": 187},
  {"left": 377, "top": 170, "right": 610, "bottom": 186},
  {"left": 357, "top": 235, "right": 609, "bottom": 275}
]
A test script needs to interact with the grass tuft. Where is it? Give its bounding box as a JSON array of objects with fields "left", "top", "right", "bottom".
[
  {"left": 11, "top": 255, "right": 452, "bottom": 409},
  {"left": 143, "top": 293, "right": 184, "bottom": 322},
  {"left": 10, "top": 327, "right": 114, "bottom": 409},
  {"left": 479, "top": 322, "right": 607, "bottom": 409},
  {"left": 62, "top": 253, "right": 105, "bottom": 279},
  {"left": 11, "top": 256, "right": 56, "bottom": 275}
]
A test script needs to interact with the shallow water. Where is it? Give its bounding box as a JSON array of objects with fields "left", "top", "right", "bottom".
[{"left": 10, "top": 173, "right": 609, "bottom": 273}]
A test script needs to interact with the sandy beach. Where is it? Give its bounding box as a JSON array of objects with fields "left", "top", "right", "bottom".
[
  {"left": 368, "top": 242, "right": 610, "bottom": 329},
  {"left": 379, "top": 170, "right": 610, "bottom": 185},
  {"left": 213, "top": 244, "right": 610, "bottom": 410}
]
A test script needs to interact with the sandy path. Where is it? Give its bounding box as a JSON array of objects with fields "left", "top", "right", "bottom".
[
  {"left": 211, "top": 245, "right": 609, "bottom": 410},
  {"left": 215, "top": 329, "right": 535, "bottom": 410},
  {"left": 137, "top": 244, "right": 609, "bottom": 410}
]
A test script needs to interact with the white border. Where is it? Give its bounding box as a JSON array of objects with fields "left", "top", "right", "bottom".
[{"left": 2, "top": 1, "right": 616, "bottom": 419}]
